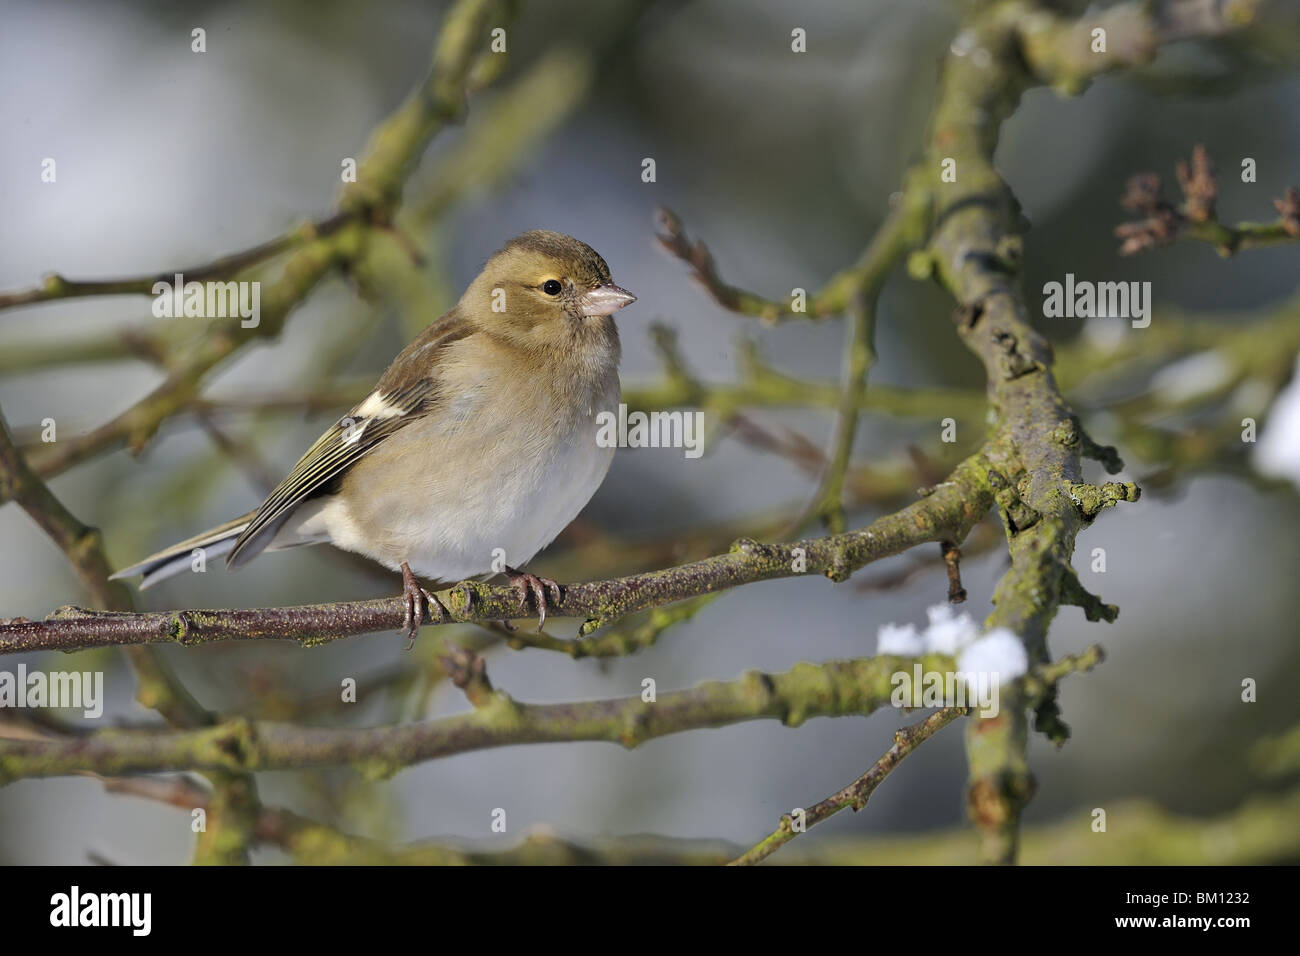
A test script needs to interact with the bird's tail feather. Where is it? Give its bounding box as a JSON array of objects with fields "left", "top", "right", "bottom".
[{"left": 110, "top": 510, "right": 257, "bottom": 590}]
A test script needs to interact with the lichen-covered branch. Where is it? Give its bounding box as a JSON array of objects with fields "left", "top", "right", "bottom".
[
  {"left": 0, "top": 650, "right": 1098, "bottom": 784},
  {"left": 882, "top": 0, "right": 1263, "bottom": 862},
  {"left": 0, "top": 402, "right": 260, "bottom": 863},
  {"left": 85, "top": 757, "right": 1300, "bottom": 865},
  {"left": 0, "top": 452, "right": 994, "bottom": 654},
  {"left": 913, "top": 4, "right": 1108, "bottom": 865},
  {"left": 653, "top": 0, "right": 1225, "bottom": 865}
]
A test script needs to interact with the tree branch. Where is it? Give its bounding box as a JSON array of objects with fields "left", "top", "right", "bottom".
[
  {"left": 0, "top": 452, "right": 993, "bottom": 654},
  {"left": 0, "top": 650, "right": 1098, "bottom": 783},
  {"left": 730, "top": 706, "right": 966, "bottom": 866},
  {"left": 0, "top": 215, "right": 353, "bottom": 314},
  {"left": 785, "top": 199, "right": 925, "bottom": 534},
  {"left": 655, "top": 188, "right": 930, "bottom": 323},
  {"left": 0, "top": 402, "right": 263, "bottom": 862},
  {"left": 1115, "top": 146, "right": 1300, "bottom": 256},
  {"left": 893, "top": 0, "right": 1266, "bottom": 863}
]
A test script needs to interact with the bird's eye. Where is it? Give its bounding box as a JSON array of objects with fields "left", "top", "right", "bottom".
[{"left": 542, "top": 279, "right": 563, "bottom": 296}]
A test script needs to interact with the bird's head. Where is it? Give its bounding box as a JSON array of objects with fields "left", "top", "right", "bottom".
[{"left": 462, "top": 230, "right": 636, "bottom": 352}]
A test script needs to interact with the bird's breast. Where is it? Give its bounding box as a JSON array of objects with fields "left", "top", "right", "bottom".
[{"left": 328, "top": 361, "right": 619, "bottom": 581}]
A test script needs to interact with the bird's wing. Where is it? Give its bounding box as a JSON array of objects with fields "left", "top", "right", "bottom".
[
  {"left": 227, "top": 311, "right": 475, "bottom": 568},
  {"left": 226, "top": 378, "right": 439, "bottom": 568}
]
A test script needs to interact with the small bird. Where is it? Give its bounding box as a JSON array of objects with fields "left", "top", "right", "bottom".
[{"left": 113, "top": 230, "right": 636, "bottom": 644}]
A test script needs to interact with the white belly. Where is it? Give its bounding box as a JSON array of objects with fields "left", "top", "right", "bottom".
[
  {"left": 283, "top": 382, "right": 617, "bottom": 582},
  {"left": 398, "top": 418, "right": 614, "bottom": 580}
]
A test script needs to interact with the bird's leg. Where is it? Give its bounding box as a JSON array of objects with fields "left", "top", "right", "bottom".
[
  {"left": 504, "top": 565, "right": 563, "bottom": 632},
  {"left": 400, "top": 561, "right": 448, "bottom": 650}
]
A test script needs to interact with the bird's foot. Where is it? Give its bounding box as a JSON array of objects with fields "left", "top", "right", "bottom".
[
  {"left": 504, "top": 565, "right": 563, "bottom": 632},
  {"left": 400, "top": 561, "right": 448, "bottom": 650}
]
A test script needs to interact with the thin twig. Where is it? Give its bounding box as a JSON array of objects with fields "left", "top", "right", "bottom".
[{"left": 729, "top": 707, "right": 966, "bottom": 866}]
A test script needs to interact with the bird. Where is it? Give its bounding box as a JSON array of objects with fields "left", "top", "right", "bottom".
[{"left": 112, "top": 230, "right": 636, "bottom": 645}]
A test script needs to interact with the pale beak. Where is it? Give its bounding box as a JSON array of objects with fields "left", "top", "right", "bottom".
[{"left": 580, "top": 283, "right": 637, "bottom": 317}]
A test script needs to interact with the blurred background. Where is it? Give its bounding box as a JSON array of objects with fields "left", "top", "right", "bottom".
[{"left": 2, "top": 0, "right": 1299, "bottom": 863}]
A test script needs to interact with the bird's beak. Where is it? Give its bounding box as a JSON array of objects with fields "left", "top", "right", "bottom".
[{"left": 580, "top": 284, "right": 637, "bottom": 317}]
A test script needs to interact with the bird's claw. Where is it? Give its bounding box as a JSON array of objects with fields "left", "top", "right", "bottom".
[
  {"left": 504, "top": 565, "right": 563, "bottom": 632},
  {"left": 400, "top": 561, "right": 448, "bottom": 650}
]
